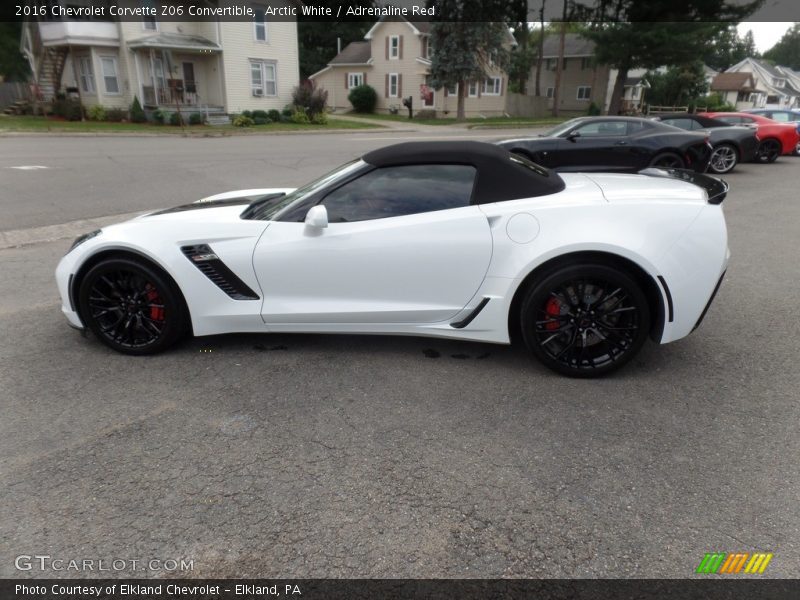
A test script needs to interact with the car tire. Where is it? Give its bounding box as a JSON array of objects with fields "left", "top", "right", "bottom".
[
  {"left": 757, "top": 139, "right": 781, "bottom": 163},
  {"left": 708, "top": 143, "right": 738, "bottom": 174},
  {"left": 649, "top": 152, "right": 685, "bottom": 169},
  {"left": 78, "top": 256, "right": 188, "bottom": 355},
  {"left": 520, "top": 264, "right": 650, "bottom": 378}
]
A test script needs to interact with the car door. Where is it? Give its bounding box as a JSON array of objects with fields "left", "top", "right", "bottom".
[
  {"left": 555, "top": 119, "right": 632, "bottom": 171},
  {"left": 252, "top": 164, "right": 493, "bottom": 325}
]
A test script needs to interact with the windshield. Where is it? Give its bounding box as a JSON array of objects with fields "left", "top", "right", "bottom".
[
  {"left": 542, "top": 118, "right": 584, "bottom": 138},
  {"left": 245, "top": 159, "right": 364, "bottom": 221}
]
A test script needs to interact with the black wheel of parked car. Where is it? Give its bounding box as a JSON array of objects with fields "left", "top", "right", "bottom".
[
  {"left": 757, "top": 139, "right": 782, "bottom": 163},
  {"left": 78, "top": 257, "right": 188, "bottom": 355},
  {"left": 708, "top": 143, "right": 738, "bottom": 174},
  {"left": 649, "top": 152, "right": 685, "bottom": 169},
  {"left": 520, "top": 264, "right": 650, "bottom": 377}
]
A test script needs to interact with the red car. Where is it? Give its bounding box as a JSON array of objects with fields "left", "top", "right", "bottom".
[{"left": 701, "top": 112, "right": 800, "bottom": 163}]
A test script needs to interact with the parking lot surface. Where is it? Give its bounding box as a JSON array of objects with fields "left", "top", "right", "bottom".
[{"left": 1, "top": 131, "right": 798, "bottom": 578}]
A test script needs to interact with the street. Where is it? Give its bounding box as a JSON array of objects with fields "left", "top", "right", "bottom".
[{"left": 1, "top": 128, "right": 799, "bottom": 578}]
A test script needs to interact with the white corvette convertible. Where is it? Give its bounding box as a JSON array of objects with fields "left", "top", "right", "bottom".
[{"left": 56, "top": 141, "right": 729, "bottom": 377}]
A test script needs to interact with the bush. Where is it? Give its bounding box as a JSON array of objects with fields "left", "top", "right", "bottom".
[
  {"left": 189, "top": 112, "right": 203, "bottom": 125},
  {"left": 290, "top": 110, "right": 310, "bottom": 124},
  {"left": 253, "top": 116, "right": 270, "bottom": 125},
  {"left": 106, "top": 108, "right": 126, "bottom": 122},
  {"left": 233, "top": 115, "right": 255, "bottom": 127},
  {"left": 87, "top": 105, "right": 107, "bottom": 121},
  {"left": 130, "top": 96, "right": 146, "bottom": 123},
  {"left": 268, "top": 109, "right": 281, "bottom": 122},
  {"left": 587, "top": 101, "right": 601, "bottom": 116},
  {"left": 292, "top": 82, "right": 328, "bottom": 118},
  {"left": 241, "top": 110, "right": 253, "bottom": 118},
  {"left": 52, "top": 98, "right": 83, "bottom": 121},
  {"left": 348, "top": 84, "right": 378, "bottom": 113},
  {"left": 252, "top": 109, "right": 268, "bottom": 120},
  {"left": 310, "top": 112, "right": 328, "bottom": 125},
  {"left": 281, "top": 106, "right": 293, "bottom": 117},
  {"left": 169, "top": 112, "right": 185, "bottom": 126},
  {"left": 152, "top": 109, "right": 165, "bottom": 124}
]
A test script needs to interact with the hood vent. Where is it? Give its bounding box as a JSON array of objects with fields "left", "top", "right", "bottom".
[{"left": 181, "top": 244, "right": 260, "bottom": 300}]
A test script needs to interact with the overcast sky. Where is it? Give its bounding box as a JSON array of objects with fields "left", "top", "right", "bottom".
[{"left": 737, "top": 22, "right": 795, "bottom": 53}]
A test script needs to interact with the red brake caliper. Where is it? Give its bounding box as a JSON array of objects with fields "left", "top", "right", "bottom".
[
  {"left": 544, "top": 297, "right": 562, "bottom": 331},
  {"left": 146, "top": 285, "right": 164, "bottom": 321}
]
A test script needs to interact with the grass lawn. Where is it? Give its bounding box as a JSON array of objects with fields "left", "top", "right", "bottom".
[
  {"left": 344, "top": 111, "right": 571, "bottom": 128},
  {"left": 0, "top": 115, "right": 382, "bottom": 134}
]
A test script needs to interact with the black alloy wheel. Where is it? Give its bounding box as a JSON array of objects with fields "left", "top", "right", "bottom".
[
  {"left": 708, "top": 143, "right": 738, "bottom": 174},
  {"left": 78, "top": 257, "right": 187, "bottom": 354},
  {"left": 757, "top": 139, "right": 781, "bottom": 163},
  {"left": 649, "top": 152, "right": 685, "bottom": 169},
  {"left": 521, "top": 264, "right": 650, "bottom": 377}
]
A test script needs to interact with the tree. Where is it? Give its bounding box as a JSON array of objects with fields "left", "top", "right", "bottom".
[
  {"left": 645, "top": 62, "right": 708, "bottom": 107},
  {"left": 506, "top": 22, "right": 536, "bottom": 94},
  {"left": 0, "top": 22, "right": 30, "bottom": 82},
  {"left": 702, "top": 24, "right": 758, "bottom": 71},
  {"left": 764, "top": 23, "right": 800, "bottom": 70},
  {"left": 428, "top": 21, "right": 510, "bottom": 120},
  {"left": 580, "top": 1, "right": 764, "bottom": 115}
]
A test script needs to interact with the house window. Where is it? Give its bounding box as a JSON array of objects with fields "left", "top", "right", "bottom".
[
  {"left": 78, "top": 56, "right": 95, "bottom": 93},
  {"left": 421, "top": 37, "right": 430, "bottom": 59},
  {"left": 447, "top": 83, "right": 458, "bottom": 96},
  {"left": 348, "top": 72, "right": 364, "bottom": 89},
  {"left": 576, "top": 86, "right": 591, "bottom": 100},
  {"left": 388, "top": 73, "right": 399, "bottom": 97},
  {"left": 546, "top": 87, "right": 554, "bottom": 98},
  {"left": 141, "top": 0, "right": 157, "bottom": 30},
  {"left": 253, "top": 8, "right": 267, "bottom": 42},
  {"left": 389, "top": 35, "right": 400, "bottom": 59},
  {"left": 251, "top": 60, "right": 277, "bottom": 96},
  {"left": 100, "top": 57, "right": 119, "bottom": 94},
  {"left": 773, "top": 78, "right": 785, "bottom": 88},
  {"left": 581, "top": 57, "right": 591, "bottom": 70},
  {"left": 483, "top": 77, "right": 501, "bottom": 95},
  {"left": 468, "top": 81, "right": 478, "bottom": 97},
  {"left": 545, "top": 58, "right": 556, "bottom": 71}
]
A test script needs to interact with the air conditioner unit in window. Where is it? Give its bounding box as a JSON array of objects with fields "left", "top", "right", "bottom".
[{"left": 253, "top": 90, "right": 263, "bottom": 97}]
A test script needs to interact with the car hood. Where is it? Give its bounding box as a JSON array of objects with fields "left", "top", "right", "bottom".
[
  {"left": 583, "top": 172, "right": 710, "bottom": 205},
  {"left": 132, "top": 188, "right": 296, "bottom": 222}
]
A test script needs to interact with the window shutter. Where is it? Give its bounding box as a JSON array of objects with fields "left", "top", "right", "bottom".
[
  {"left": 399, "top": 36, "right": 403, "bottom": 59},
  {"left": 345, "top": 73, "right": 349, "bottom": 89},
  {"left": 421, "top": 37, "right": 427, "bottom": 58},
  {"left": 500, "top": 77, "right": 504, "bottom": 96},
  {"left": 363, "top": 72, "right": 367, "bottom": 85},
  {"left": 385, "top": 37, "right": 389, "bottom": 60},
  {"left": 398, "top": 74, "right": 402, "bottom": 97},
  {"left": 478, "top": 81, "right": 481, "bottom": 98},
  {"left": 385, "top": 73, "right": 389, "bottom": 97},
  {"left": 444, "top": 86, "right": 448, "bottom": 97}
]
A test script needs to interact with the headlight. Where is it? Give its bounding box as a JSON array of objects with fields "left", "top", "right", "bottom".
[{"left": 69, "top": 229, "right": 101, "bottom": 253}]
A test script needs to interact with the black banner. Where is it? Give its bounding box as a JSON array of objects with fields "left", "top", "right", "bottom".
[{"left": 2, "top": 579, "right": 800, "bottom": 600}]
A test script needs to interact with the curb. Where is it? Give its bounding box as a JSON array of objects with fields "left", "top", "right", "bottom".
[{"left": 0, "top": 126, "right": 390, "bottom": 138}]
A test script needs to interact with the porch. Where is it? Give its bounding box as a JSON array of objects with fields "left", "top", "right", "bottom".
[{"left": 128, "top": 33, "right": 225, "bottom": 112}]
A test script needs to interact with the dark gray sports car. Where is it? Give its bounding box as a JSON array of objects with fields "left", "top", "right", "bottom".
[{"left": 498, "top": 117, "right": 713, "bottom": 174}]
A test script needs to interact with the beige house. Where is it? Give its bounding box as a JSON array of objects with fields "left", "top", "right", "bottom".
[
  {"left": 310, "top": 18, "right": 513, "bottom": 118},
  {"left": 20, "top": 0, "right": 299, "bottom": 119},
  {"left": 532, "top": 33, "right": 611, "bottom": 114}
]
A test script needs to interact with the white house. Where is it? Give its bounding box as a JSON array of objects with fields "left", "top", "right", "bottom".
[
  {"left": 20, "top": 0, "right": 300, "bottom": 118},
  {"left": 725, "top": 57, "right": 800, "bottom": 109}
]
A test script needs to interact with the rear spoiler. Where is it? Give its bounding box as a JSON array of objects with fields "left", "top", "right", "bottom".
[{"left": 638, "top": 168, "right": 729, "bottom": 205}]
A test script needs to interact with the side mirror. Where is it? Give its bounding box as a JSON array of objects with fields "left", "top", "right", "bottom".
[
  {"left": 566, "top": 130, "right": 581, "bottom": 142},
  {"left": 305, "top": 205, "right": 328, "bottom": 229}
]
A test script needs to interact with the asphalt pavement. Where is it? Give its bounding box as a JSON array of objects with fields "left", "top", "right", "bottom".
[{"left": 1, "top": 130, "right": 798, "bottom": 578}]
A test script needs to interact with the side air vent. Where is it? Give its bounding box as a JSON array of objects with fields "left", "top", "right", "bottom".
[{"left": 181, "top": 244, "right": 260, "bottom": 300}]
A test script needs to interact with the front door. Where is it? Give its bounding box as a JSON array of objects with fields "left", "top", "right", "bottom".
[
  {"left": 182, "top": 62, "right": 196, "bottom": 104},
  {"left": 252, "top": 164, "right": 492, "bottom": 325}
]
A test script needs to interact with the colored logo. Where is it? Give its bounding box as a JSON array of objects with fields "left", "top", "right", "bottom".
[{"left": 696, "top": 552, "right": 773, "bottom": 574}]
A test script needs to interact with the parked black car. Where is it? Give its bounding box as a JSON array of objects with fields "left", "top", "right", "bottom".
[
  {"left": 498, "top": 117, "right": 713, "bottom": 174},
  {"left": 650, "top": 113, "right": 759, "bottom": 174}
]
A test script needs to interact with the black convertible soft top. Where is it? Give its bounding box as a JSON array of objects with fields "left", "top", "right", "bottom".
[{"left": 362, "top": 141, "right": 566, "bottom": 203}]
